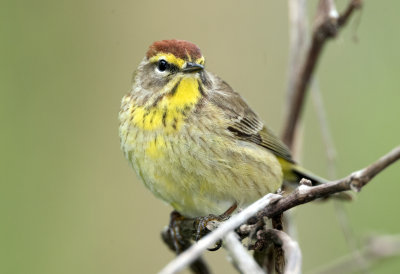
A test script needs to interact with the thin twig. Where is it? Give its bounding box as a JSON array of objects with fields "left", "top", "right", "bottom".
[
  {"left": 333, "top": 202, "right": 371, "bottom": 274},
  {"left": 223, "top": 232, "right": 264, "bottom": 274},
  {"left": 338, "top": 0, "right": 363, "bottom": 27},
  {"left": 263, "top": 146, "right": 400, "bottom": 218},
  {"left": 310, "top": 81, "right": 369, "bottom": 272},
  {"left": 158, "top": 194, "right": 282, "bottom": 274},
  {"left": 284, "top": 0, "right": 309, "bottom": 253},
  {"left": 282, "top": 0, "right": 362, "bottom": 148},
  {"left": 287, "top": 0, "right": 309, "bottom": 102},
  {"left": 310, "top": 79, "right": 337, "bottom": 179},
  {"left": 308, "top": 13, "right": 369, "bottom": 273}
]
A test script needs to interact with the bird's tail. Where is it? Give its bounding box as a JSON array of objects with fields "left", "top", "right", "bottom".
[{"left": 278, "top": 158, "right": 352, "bottom": 201}]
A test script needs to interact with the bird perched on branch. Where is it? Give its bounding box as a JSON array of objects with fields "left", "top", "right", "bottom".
[{"left": 119, "top": 39, "right": 346, "bottom": 219}]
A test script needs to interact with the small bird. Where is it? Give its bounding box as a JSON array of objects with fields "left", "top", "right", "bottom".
[{"left": 119, "top": 39, "right": 341, "bottom": 218}]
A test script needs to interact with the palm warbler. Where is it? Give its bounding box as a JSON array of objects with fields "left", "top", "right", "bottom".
[{"left": 119, "top": 39, "right": 339, "bottom": 218}]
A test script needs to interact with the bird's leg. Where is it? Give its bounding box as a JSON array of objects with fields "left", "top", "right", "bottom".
[
  {"left": 221, "top": 203, "right": 238, "bottom": 218},
  {"left": 162, "top": 211, "right": 212, "bottom": 273},
  {"left": 166, "top": 210, "right": 193, "bottom": 254},
  {"left": 194, "top": 203, "right": 238, "bottom": 250}
]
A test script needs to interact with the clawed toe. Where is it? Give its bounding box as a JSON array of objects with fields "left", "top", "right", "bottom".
[{"left": 194, "top": 214, "right": 219, "bottom": 241}]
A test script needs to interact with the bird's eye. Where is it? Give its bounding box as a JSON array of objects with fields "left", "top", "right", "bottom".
[{"left": 157, "top": 60, "right": 169, "bottom": 72}]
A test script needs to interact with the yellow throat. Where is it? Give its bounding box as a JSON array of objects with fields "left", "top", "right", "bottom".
[{"left": 131, "top": 54, "right": 204, "bottom": 133}]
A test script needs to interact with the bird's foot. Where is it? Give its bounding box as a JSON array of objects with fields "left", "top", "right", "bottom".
[
  {"left": 167, "top": 210, "right": 190, "bottom": 254},
  {"left": 194, "top": 204, "right": 238, "bottom": 251}
]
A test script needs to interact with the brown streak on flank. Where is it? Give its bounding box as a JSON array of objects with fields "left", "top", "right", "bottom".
[
  {"left": 169, "top": 138, "right": 176, "bottom": 154},
  {"left": 142, "top": 110, "right": 150, "bottom": 124},
  {"left": 172, "top": 118, "right": 178, "bottom": 130},
  {"left": 123, "top": 124, "right": 130, "bottom": 147},
  {"left": 164, "top": 137, "right": 171, "bottom": 150},
  {"left": 150, "top": 94, "right": 165, "bottom": 108},
  {"left": 162, "top": 109, "right": 167, "bottom": 127},
  {"left": 185, "top": 128, "right": 196, "bottom": 151},
  {"left": 193, "top": 96, "right": 206, "bottom": 115},
  {"left": 198, "top": 136, "right": 208, "bottom": 152},
  {"left": 146, "top": 40, "right": 202, "bottom": 61},
  {"left": 149, "top": 111, "right": 154, "bottom": 124}
]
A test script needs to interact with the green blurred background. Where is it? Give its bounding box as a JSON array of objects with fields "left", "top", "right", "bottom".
[{"left": 2, "top": 0, "right": 400, "bottom": 273}]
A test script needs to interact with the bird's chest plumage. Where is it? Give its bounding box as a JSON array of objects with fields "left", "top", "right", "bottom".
[
  {"left": 119, "top": 83, "right": 220, "bottom": 216},
  {"left": 119, "top": 88, "right": 283, "bottom": 218},
  {"left": 120, "top": 107, "right": 222, "bottom": 217},
  {"left": 120, "top": 94, "right": 234, "bottom": 216}
]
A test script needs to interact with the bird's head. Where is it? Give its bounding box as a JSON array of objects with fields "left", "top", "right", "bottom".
[{"left": 134, "top": 40, "right": 207, "bottom": 99}]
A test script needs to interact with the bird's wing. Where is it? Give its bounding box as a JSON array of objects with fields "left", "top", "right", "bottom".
[{"left": 208, "top": 77, "right": 294, "bottom": 163}]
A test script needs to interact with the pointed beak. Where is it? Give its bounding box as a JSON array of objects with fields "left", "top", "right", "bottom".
[{"left": 182, "top": 62, "right": 204, "bottom": 73}]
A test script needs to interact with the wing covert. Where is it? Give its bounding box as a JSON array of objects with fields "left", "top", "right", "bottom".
[{"left": 208, "top": 76, "right": 294, "bottom": 163}]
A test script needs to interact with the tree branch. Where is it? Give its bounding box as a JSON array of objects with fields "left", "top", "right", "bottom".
[
  {"left": 159, "top": 146, "right": 400, "bottom": 273},
  {"left": 287, "top": 0, "right": 308, "bottom": 102},
  {"left": 282, "top": 0, "right": 362, "bottom": 148},
  {"left": 263, "top": 146, "right": 400, "bottom": 218}
]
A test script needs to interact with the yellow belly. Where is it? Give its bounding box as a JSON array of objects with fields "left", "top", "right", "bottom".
[{"left": 120, "top": 101, "right": 283, "bottom": 217}]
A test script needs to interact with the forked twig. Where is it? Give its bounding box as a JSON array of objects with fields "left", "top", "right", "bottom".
[{"left": 282, "top": 0, "right": 362, "bottom": 148}]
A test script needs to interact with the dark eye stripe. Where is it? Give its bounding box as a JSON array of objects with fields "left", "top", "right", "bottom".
[
  {"left": 168, "top": 64, "right": 179, "bottom": 73},
  {"left": 154, "top": 60, "right": 180, "bottom": 73}
]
